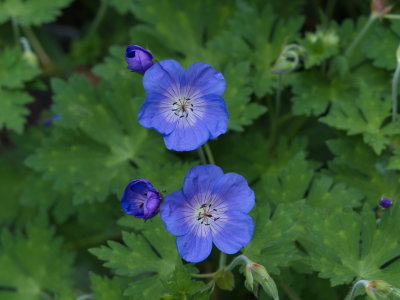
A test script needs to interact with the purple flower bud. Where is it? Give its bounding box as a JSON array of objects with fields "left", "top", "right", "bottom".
[
  {"left": 379, "top": 198, "right": 392, "bottom": 209},
  {"left": 125, "top": 45, "right": 154, "bottom": 74},
  {"left": 121, "top": 179, "right": 162, "bottom": 220}
]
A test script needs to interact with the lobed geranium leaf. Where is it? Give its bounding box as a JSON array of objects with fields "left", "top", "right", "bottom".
[
  {"left": 0, "top": 218, "right": 74, "bottom": 299},
  {"left": 243, "top": 200, "right": 305, "bottom": 274},
  {"left": 321, "top": 84, "right": 400, "bottom": 155},
  {"left": 90, "top": 217, "right": 178, "bottom": 299},
  {"left": 302, "top": 205, "right": 400, "bottom": 287},
  {"left": 90, "top": 274, "right": 135, "bottom": 300},
  {"left": 26, "top": 74, "right": 176, "bottom": 204},
  {"left": 223, "top": 62, "right": 267, "bottom": 131},
  {"left": 0, "top": 89, "right": 33, "bottom": 133},
  {"left": 0, "top": 0, "right": 73, "bottom": 26},
  {"left": 362, "top": 21, "right": 400, "bottom": 71},
  {"left": 210, "top": 2, "right": 303, "bottom": 97},
  {"left": 0, "top": 47, "right": 40, "bottom": 89},
  {"left": 326, "top": 137, "right": 400, "bottom": 204}
]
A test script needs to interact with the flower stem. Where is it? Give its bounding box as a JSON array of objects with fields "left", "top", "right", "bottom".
[
  {"left": 226, "top": 254, "right": 251, "bottom": 272},
  {"left": 346, "top": 280, "right": 368, "bottom": 300},
  {"left": 345, "top": 15, "right": 376, "bottom": 57},
  {"left": 218, "top": 252, "right": 227, "bottom": 269},
  {"left": 87, "top": 0, "right": 107, "bottom": 36},
  {"left": 11, "top": 18, "right": 20, "bottom": 45},
  {"left": 392, "top": 62, "right": 400, "bottom": 122},
  {"left": 385, "top": 14, "right": 400, "bottom": 20},
  {"left": 203, "top": 143, "right": 216, "bottom": 165},
  {"left": 197, "top": 147, "right": 207, "bottom": 165},
  {"left": 275, "top": 73, "right": 283, "bottom": 121},
  {"left": 191, "top": 272, "right": 217, "bottom": 278},
  {"left": 21, "top": 26, "right": 53, "bottom": 70}
]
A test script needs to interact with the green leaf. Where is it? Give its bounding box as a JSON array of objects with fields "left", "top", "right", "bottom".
[
  {"left": 210, "top": 2, "right": 304, "bottom": 97},
  {"left": 306, "top": 176, "right": 363, "bottom": 211},
  {"left": 0, "top": 89, "right": 33, "bottom": 133},
  {"left": 0, "top": 218, "right": 74, "bottom": 300},
  {"left": 26, "top": 74, "right": 174, "bottom": 204},
  {"left": 90, "top": 217, "right": 178, "bottom": 299},
  {"left": 321, "top": 85, "right": 400, "bottom": 154},
  {"left": 326, "top": 137, "right": 400, "bottom": 204},
  {"left": 0, "top": 0, "right": 73, "bottom": 26},
  {"left": 90, "top": 274, "right": 135, "bottom": 300},
  {"left": 243, "top": 200, "right": 305, "bottom": 273},
  {"left": 161, "top": 262, "right": 210, "bottom": 300},
  {"left": 303, "top": 205, "right": 400, "bottom": 287},
  {"left": 223, "top": 62, "right": 267, "bottom": 131},
  {"left": 130, "top": 0, "right": 233, "bottom": 59},
  {"left": 0, "top": 46, "right": 40, "bottom": 89},
  {"left": 362, "top": 21, "right": 400, "bottom": 71},
  {"left": 263, "top": 152, "right": 315, "bottom": 204}
]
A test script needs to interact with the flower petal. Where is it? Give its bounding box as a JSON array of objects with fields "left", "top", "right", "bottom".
[
  {"left": 176, "top": 228, "right": 213, "bottom": 263},
  {"left": 212, "top": 173, "right": 255, "bottom": 213},
  {"left": 143, "top": 59, "right": 184, "bottom": 98},
  {"left": 196, "top": 94, "right": 228, "bottom": 139},
  {"left": 161, "top": 190, "right": 192, "bottom": 236},
  {"left": 138, "top": 93, "right": 177, "bottom": 135},
  {"left": 162, "top": 115, "right": 210, "bottom": 151},
  {"left": 183, "top": 62, "right": 226, "bottom": 98},
  {"left": 212, "top": 211, "right": 254, "bottom": 254},
  {"left": 182, "top": 165, "right": 224, "bottom": 201}
]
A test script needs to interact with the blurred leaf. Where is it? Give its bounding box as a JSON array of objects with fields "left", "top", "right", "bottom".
[
  {"left": 90, "top": 217, "right": 178, "bottom": 299},
  {"left": 362, "top": 21, "right": 400, "bottom": 71},
  {"left": 0, "top": 0, "right": 73, "bottom": 26},
  {"left": 0, "top": 89, "right": 33, "bottom": 133},
  {"left": 0, "top": 218, "right": 74, "bottom": 300},
  {"left": 90, "top": 274, "right": 135, "bottom": 300},
  {"left": 0, "top": 46, "right": 40, "bottom": 89}
]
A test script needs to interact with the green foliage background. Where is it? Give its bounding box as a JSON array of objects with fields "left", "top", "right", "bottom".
[{"left": 1, "top": 0, "right": 400, "bottom": 299}]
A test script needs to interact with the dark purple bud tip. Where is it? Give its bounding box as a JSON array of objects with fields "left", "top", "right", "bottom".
[
  {"left": 121, "top": 179, "right": 162, "bottom": 220},
  {"left": 125, "top": 45, "right": 154, "bottom": 74},
  {"left": 379, "top": 198, "right": 393, "bottom": 209}
]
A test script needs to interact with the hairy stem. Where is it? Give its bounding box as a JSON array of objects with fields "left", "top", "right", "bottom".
[
  {"left": 87, "top": 0, "right": 107, "bottom": 36},
  {"left": 345, "top": 15, "right": 376, "bottom": 57},
  {"left": 392, "top": 62, "right": 400, "bottom": 122}
]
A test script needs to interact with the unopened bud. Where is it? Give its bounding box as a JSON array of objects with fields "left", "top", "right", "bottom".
[
  {"left": 371, "top": 0, "right": 393, "bottom": 18},
  {"left": 272, "top": 44, "right": 305, "bottom": 74},
  {"left": 244, "top": 262, "right": 278, "bottom": 300},
  {"left": 20, "top": 37, "right": 38, "bottom": 68}
]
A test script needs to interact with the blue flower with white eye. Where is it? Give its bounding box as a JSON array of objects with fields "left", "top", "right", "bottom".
[
  {"left": 138, "top": 60, "right": 228, "bottom": 151},
  {"left": 121, "top": 179, "right": 162, "bottom": 220},
  {"left": 160, "top": 165, "right": 254, "bottom": 263}
]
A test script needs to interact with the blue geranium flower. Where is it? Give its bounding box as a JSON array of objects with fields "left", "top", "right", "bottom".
[
  {"left": 121, "top": 179, "right": 162, "bottom": 220},
  {"left": 160, "top": 165, "right": 254, "bottom": 263},
  {"left": 138, "top": 60, "right": 228, "bottom": 151}
]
